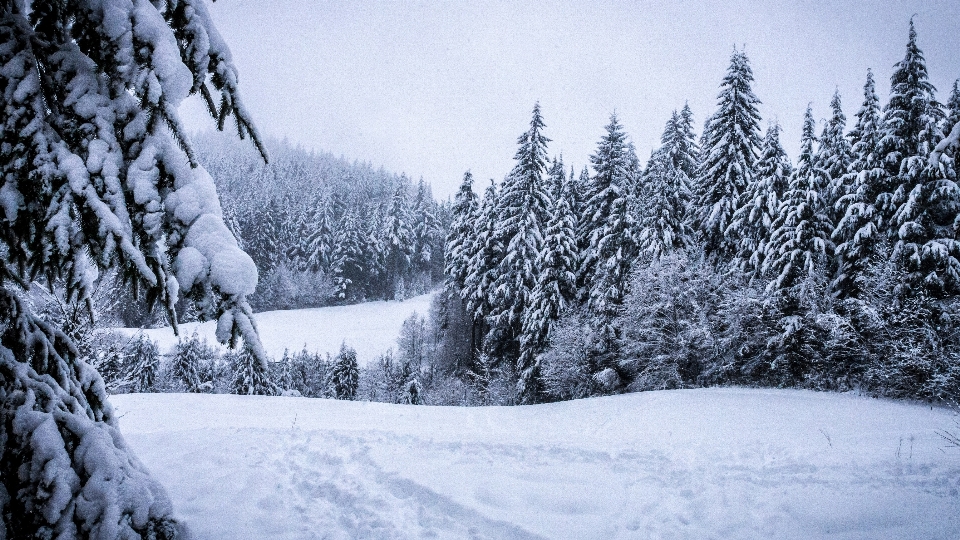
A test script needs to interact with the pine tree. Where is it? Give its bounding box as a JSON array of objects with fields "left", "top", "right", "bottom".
[
  {"left": 517, "top": 164, "right": 579, "bottom": 403},
  {"left": 764, "top": 106, "right": 834, "bottom": 292},
  {"left": 411, "top": 178, "right": 440, "bottom": 276},
  {"left": 882, "top": 20, "right": 956, "bottom": 297},
  {"left": 232, "top": 344, "right": 278, "bottom": 396},
  {"left": 330, "top": 206, "right": 366, "bottom": 300},
  {"left": 488, "top": 103, "right": 552, "bottom": 359},
  {"left": 817, "top": 90, "right": 854, "bottom": 226},
  {"left": 172, "top": 331, "right": 207, "bottom": 393},
  {"left": 729, "top": 123, "right": 792, "bottom": 276},
  {"left": 464, "top": 181, "right": 503, "bottom": 326},
  {"left": 833, "top": 69, "right": 888, "bottom": 297},
  {"left": 332, "top": 343, "right": 360, "bottom": 400},
  {"left": 691, "top": 49, "right": 763, "bottom": 260},
  {"left": 637, "top": 114, "right": 696, "bottom": 259},
  {"left": 127, "top": 333, "right": 161, "bottom": 393},
  {"left": 444, "top": 172, "right": 479, "bottom": 293},
  {"left": 580, "top": 114, "right": 638, "bottom": 345},
  {"left": 878, "top": 19, "right": 944, "bottom": 233},
  {"left": 383, "top": 184, "right": 413, "bottom": 297},
  {"left": 306, "top": 191, "right": 338, "bottom": 271},
  {"left": 945, "top": 80, "right": 960, "bottom": 138}
]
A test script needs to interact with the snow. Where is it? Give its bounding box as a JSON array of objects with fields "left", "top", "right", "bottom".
[
  {"left": 122, "top": 293, "right": 435, "bottom": 363},
  {"left": 112, "top": 388, "right": 960, "bottom": 539}
]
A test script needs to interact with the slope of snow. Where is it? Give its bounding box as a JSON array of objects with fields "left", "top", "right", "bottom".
[
  {"left": 121, "top": 293, "right": 435, "bottom": 363},
  {"left": 112, "top": 388, "right": 960, "bottom": 539}
]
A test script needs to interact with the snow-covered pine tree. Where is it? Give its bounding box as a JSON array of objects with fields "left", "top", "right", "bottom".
[
  {"left": 488, "top": 103, "right": 552, "bottom": 360},
  {"left": 729, "top": 123, "right": 792, "bottom": 276},
  {"left": 637, "top": 114, "right": 695, "bottom": 259},
  {"left": 444, "top": 172, "right": 479, "bottom": 293},
  {"left": 764, "top": 106, "right": 834, "bottom": 292},
  {"left": 330, "top": 206, "right": 366, "bottom": 300},
  {"left": 332, "top": 343, "right": 360, "bottom": 400},
  {"left": 411, "top": 178, "right": 440, "bottom": 276},
  {"left": 660, "top": 104, "right": 700, "bottom": 180},
  {"left": 833, "top": 69, "right": 889, "bottom": 298},
  {"left": 126, "top": 333, "right": 161, "bottom": 393},
  {"left": 232, "top": 344, "right": 278, "bottom": 396},
  {"left": 306, "top": 191, "right": 338, "bottom": 272},
  {"left": 517, "top": 162, "right": 579, "bottom": 403},
  {"left": 882, "top": 20, "right": 956, "bottom": 297},
  {"left": 690, "top": 49, "right": 763, "bottom": 260},
  {"left": 463, "top": 181, "right": 503, "bottom": 328},
  {"left": 580, "top": 114, "right": 639, "bottom": 346},
  {"left": 172, "top": 331, "right": 208, "bottom": 393},
  {"left": 817, "top": 90, "right": 855, "bottom": 226},
  {"left": 878, "top": 19, "right": 944, "bottom": 237},
  {"left": 943, "top": 79, "right": 960, "bottom": 173}
]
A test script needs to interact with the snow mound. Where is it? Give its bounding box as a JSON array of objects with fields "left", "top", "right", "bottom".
[
  {"left": 120, "top": 293, "right": 435, "bottom": 363},
  {"left": 112, "top": 388, "right": 960, "bottom": 539}
]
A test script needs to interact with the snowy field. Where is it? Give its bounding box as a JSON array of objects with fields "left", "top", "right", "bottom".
[
  {"left": 119, "top": 293, "right": 435, "bottom": 364},
  {"left": 113, "top": 388, "right": 960, "bottom": 539}
]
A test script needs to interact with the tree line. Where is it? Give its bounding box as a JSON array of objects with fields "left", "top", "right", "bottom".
[{"left": 439, "top": 20, "right": 960, "bottom": 404}]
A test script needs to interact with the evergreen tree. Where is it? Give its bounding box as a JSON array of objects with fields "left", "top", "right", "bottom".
[
  {"left": 488, "top": 103, "right": 552, "bottom": 359},
  {"left": 232, "top": 344, "right": 278, "bottom": 396},
  {"left": 637, "top": 114, "right": 695, "bottom": 259},
  {"left": 882, "top": 20, "right": 956, "bottom": 297},
  {"left": 411, "top": 178, "right": 440, "bottom": 275},
  {"left": 517, "top": 164, "right": 579, "bottom": 403},
  {"left": 661, "top": 104, "right": 700, "bottom": 179},
  {"left": 729, "top": 123, "right": 792, "bottom": 276},
  {"left": 764, "top": 106, "right": 834, "bottom": 292},
  {"left": 691, "top": 49, "right": 763, "bottom": 260},
  {"left": 445, "top": 172, "right": 479, "bottom": 293},
  {"left": 464, "top": 181, "right": 503, "bottom": 327},
  {"left": 332, "top": 343, "right": 360, "bottom": 400},
  {"left": 330, "top": 206, "right": 366, "bottom": 300},
  {"left": 127, "top": 333, "right": 161, "bottom": 393},
  {"left": 383, "top": 184, "right": 413, "bottom": 296},
  {"left": 580, "top": 114, "right": 638, "bottom": 345},
  {"left": 943, "top": 79, "right": 960, "bottom": 173},
  {"left": 833, "top": 69, "right": 888, "bottom": 297},
  {"left": 817, "top": 90, "right": 855, "bottom": 225},
  {"left": 877, "top": 19, "right": 944, "bottom": 233},
  {"left": 306, "top": 191, "right": 338, "bottom": 271},
  {"left": 172, "top": 331, "right": 207, "bottom": 393}
]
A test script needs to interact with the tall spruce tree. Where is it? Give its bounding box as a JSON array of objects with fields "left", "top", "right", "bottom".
[
  {"left": 330, "top": 207, "right": 366, "bottom": 300},
  {"left": 637, "top": 142, "right": 693, "bottom": 259},
  {"left": 0, "top": 2, "right": 268, "bottom": 535},
  {"left": 383, "top": 184, "right": 414, "bottom": 297},
  {"left": 881, "top": 20, "right": 955, "bottom": 296},
  {"left": 411, "top": 178, "right": 440, "bottom": 276},
  {"left": 943, "top": 80, "right": 960, "bottom": 173},
  {"left": 332, "top": 343, "right": 360, "bottom": 400},
  {"left": 464, "top": 181, "right": 503, "bottom": 331},
  {"left": 305, "top": 191, "right": 338, "bottom": 272},
  {"left": 691, "top": 49, "right": 763, "bottom": 260},
  {"left": 488, "top": 104, "right": 552, "bottom": 359},
  {"left": 764, "top": 106, "right": 834, "bottom": 292},
  {"left": 517, "top": 164, "right": 578, "bottom": 403},
  {"left": 818, "top": 90, "right": 855, "bottom": 226},
  {"left": 729, "top": 123, "right": 792, "bottom": 276},
  {"left": 444, "top": 172, "right": 479, "bottom": 293},
  {"left": 580, "top": 114, "right": 638, "bottom": 345},
  {"left": 833, "top": 69, "right": 888, "bottom": 298}
]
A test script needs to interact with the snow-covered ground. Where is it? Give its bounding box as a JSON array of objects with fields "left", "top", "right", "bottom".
[
  {"left": 113, "top": 388, "right": 960, "bottom": 539},
  {"left": 119, "top": 293, "right": 435, "bottom": 364}
]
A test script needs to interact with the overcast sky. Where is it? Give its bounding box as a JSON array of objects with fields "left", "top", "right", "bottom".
[{"left": 182, "top": 0, "right": 960, "bottom": 199}]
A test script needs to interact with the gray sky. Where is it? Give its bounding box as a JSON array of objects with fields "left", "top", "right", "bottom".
[{"left": 182, "top": 0, "right": 960, "bottom": 199}]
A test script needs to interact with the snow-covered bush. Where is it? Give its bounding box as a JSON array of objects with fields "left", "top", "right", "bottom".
[
  {"left": 539, "top": 310, "right": 600, "bottom": 401},
  {"left": 171, "top": 331, "right": 218, "bottom": 393}
]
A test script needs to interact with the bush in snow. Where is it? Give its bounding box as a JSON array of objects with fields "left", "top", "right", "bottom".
[
  {"left": 538, "top": 310, "right": 600, "bottom": 401},
  {"left": 332, "top": 343, "right": 360, "bottom": 400},
  {"left": 171, "top": 331, "right": 217, "bottom": 393}
]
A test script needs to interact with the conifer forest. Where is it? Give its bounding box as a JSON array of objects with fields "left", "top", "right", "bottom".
[{"left": 1, "top": 1, "right": 959, "bottom": 538}]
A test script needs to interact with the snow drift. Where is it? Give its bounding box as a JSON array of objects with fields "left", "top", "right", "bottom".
[{"left": 112, "top": 388, "right": 960, "bottom": 539}]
